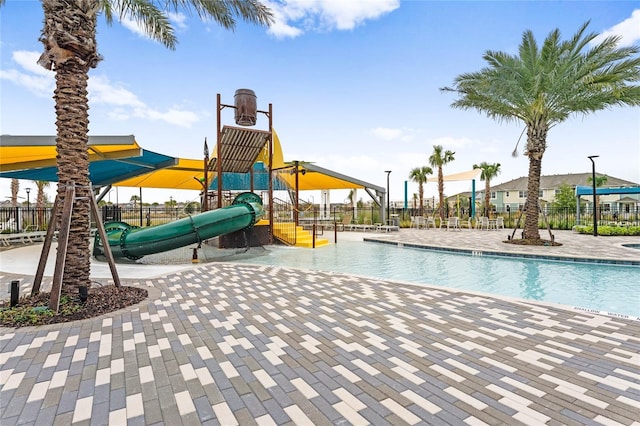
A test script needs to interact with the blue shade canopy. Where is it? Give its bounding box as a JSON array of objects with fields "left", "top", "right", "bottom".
[{"left": 0, "top": 135, "right": 178, "bottom": 186}]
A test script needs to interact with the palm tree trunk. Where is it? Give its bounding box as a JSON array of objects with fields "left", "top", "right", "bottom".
[
  {"left": 438, "top": 167, "right": 444, "bottom": 220},
  {"left": 484, "top": 180, "right": 490, "bottom": 217},
  {"left": 54, "top": 62, "right": 92, "bottom": 295},
  {"left": 418, "top": 184, "right": 424, "bottom": 216},
  {"left": 41, "top": 0, "right": 100, "bottom": 295},
  {"left": 11, "top": 179, "right": 19, "bottom": 208},
  {"left": 524, "top": 122, "right": 547, "bottom": 240}
]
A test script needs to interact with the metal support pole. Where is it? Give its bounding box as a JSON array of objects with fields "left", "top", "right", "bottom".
[
  {"left": 384, "top": 170, "right": 391, "bottom": 224},
  {"left": 588, "top": 155, "right": 599, "bottom": 237},
  {"left": 217, "top": 93, "right": 223, "bottom": 209}
]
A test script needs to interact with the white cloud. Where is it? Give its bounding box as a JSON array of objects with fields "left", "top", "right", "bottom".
[
  {"left": 370, "top": 127, "right": 402, "bottom": 140},
  {"left": 266, "top": 0, "right": 400, "bottom": 39},
  {"left": 89, "top": 75, "right": 146, "bottom": 108},
  {"left": 429, "top": 136, "right": 475, "bottom": 150},
  {"left": 592, "top": 9, "right": 640, "bottom": 47},
  {"left": 2, "top": 50, "right": 201, "bottom": 128},
  {"left": 370, "top": 126, "right": 416, "bottom": 142},
  {"left": 0, "top": 51, "right": 54, "bottom": 96},
  {"left": 133, "top": 107, "right": 200, "bottom": 127},
  {"left": 167, "top": 12, "right": 188, "bottom": 31}
]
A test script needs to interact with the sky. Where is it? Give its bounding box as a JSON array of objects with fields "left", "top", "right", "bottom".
[{"left": 1, "top": 0, "right": 639, "bottom": 206}]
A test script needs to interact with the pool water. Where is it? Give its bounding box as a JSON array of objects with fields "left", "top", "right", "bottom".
[{"left": 232, "top": 241, "right": 640, "bottom": 318}]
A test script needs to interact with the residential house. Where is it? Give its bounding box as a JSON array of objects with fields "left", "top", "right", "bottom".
[{"left": 479, "top": 173, "right": 639, "bottom": 214}]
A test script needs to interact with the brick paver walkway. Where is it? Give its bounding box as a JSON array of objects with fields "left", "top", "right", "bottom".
[{"left": 1, "top": 230, "right": 639, "bottom": 425}]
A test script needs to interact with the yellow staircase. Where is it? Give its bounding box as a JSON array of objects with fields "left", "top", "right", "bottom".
[{"left": 272, "top": 222, "right": 330, "bottom": 248}]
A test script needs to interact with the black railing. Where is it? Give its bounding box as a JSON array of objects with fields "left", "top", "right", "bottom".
[{"left": 1, "top": 205, "right": 638, "bottom": 235}]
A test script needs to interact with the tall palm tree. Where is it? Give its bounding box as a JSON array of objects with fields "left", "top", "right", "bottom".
[
  {"left": 0, "top": 0, "right": 272, "bottom": 294},
  {"left": 443, "top": 22, "right": 640, "bottom": 241},
  {"left": 34, "top": 180, "right": 51, "bottom": 231},
  {"left": 10, "top": 178, "right": 19, "bottom": 208},
  {"left": 408, "top": 165, "right": 433, "bottom": 215},
  {"left": 587, "top": 174, "right": 608, "bottom": 221},
  {"left": 472, "top": 162, "right": 501, "bottom": 217},
  {"left": 347, "top": 188, "right": 357, "bottom": 218},
  {"left": 428, "top": 145, "right": 455, "bottom": 220}
]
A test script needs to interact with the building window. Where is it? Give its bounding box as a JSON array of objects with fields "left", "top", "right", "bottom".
[
  {"left": 491, "top": 192, "right": 496, "bottom": 199},
  {"left": 555, "top": 189, "right": 561, "bottom": 195},
  {"left": 603, "top": 204, "right": 611, "bottom": 212},
  {"left": 539, "top": 190, "right": 543, "bottom": 197},
  {"left": 519, "top": 191, "right": 527, "bottom": 198}
]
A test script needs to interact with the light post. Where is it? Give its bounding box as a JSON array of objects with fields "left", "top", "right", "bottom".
[
  {"left": 25, "top": 187, "right": 31, "bottom": 228},
  {"left": 385, "top": 170, "right": 391, "bottom": 224},
  {"left": 588, "top": 155, "right": 599, "bottom": 237}
]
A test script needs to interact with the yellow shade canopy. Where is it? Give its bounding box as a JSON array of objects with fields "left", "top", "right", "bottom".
[
  {"left": 0, "top": 135, "right": 143, "bottom": 172},
  {"left": 113, "top": 158, "right": 208, "bottom": 190}
]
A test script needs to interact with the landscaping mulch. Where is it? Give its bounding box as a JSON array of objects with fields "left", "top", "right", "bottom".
[{"left": 0, "top": 285, "right": 148, "bottom": 328}]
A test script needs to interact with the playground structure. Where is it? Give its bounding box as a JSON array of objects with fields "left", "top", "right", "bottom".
[
  {"left": 0, "top": 89, "right": 389, "bottom": 259},
  {"left": 93, "top": 192, "right": 264, "bottom": 260}
]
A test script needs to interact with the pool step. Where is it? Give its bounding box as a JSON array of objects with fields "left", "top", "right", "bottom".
[{"left": 273, "top": 223, "right": 329, "bottom": 248}]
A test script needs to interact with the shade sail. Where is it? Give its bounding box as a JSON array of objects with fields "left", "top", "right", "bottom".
[
  {"left": 0, "top": 135, "right": 178, "bottom": 186},
  {"left": 427, "top": 169, "right": 482, "bottom": 182},
  {"left": 113, "top": 128, "right": 288, "bottom": 190},
  {"left": 0, "top": 135, "right": 144, "bottom": 172},
  {"left": 113, "top": 158, "right": 208, "bottom": 190},
  {"left": 1, "top": 132, "right": 383, "bottom": 196},
  {"left": 277, "top": 162, "right": 384, "bottom": 192}
]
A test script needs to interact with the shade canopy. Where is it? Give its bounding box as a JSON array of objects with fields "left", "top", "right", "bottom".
[
  {"left": 0, "top": 135, "right": 178, "bottom": 186},
  {"left": 278, "top": 162, "right": 384, "bottom": 192},
  {"left": 427, "top": 169, "right": 482, "bottom": 182},
  {"left": 1, "top": 131, "right": 383, "bottom": 197}
]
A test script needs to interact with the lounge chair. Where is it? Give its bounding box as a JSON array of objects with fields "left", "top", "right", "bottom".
[
  {"left": 495, "top": 217, "right": 505, "bottom": 230},
  {"left": 352, "top": 218, "right": 375, "bottom": 232},
  {"left": 425, "top": 216, "right": 437, "bottom": 229},
  {"left": 336, "top": 214, "right": 353, "bottom": 231},
  {"left": 410, "top": 216, "right": 426, "bottom": 229},
  {"left": 476, "top": 216, "right": 490, "bottom": 230},
  {"left": 446, "top": 217, "right": 461, "bottom": 231}
]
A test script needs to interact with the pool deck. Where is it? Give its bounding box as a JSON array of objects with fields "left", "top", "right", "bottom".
[{"left": 1, "top": 229, "right": 639, "bottom": 425}]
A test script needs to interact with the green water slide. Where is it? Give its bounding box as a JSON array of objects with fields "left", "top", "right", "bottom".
[{"left": 93, "top": 192, "right": 264, "bottom": 260}]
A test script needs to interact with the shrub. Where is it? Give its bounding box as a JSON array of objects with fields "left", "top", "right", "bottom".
[{"left": 573, "top": 225, "right": 640, "bottom": 236}]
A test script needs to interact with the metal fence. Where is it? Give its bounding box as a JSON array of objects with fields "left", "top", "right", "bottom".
[{"left": 1, "top": 204, "right": 638, "bottom": 234}]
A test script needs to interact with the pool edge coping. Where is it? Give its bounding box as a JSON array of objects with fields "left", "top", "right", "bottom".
[{"left": 363, "top": 237, "right": 640, "bottom": 267}]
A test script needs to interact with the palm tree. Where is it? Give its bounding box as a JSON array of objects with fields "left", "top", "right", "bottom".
[
  {"left": 408, "top": 166, "right": 433, "bottom": 215},
  {"left": 34, "top": 180, "right": 51, "bottom": 231},
  {"left": 428, "top": 145, "right": 455, "bottom": 220},
  {"left": 130, "top": 195, "right": 140, "bottom": 209},
  {"left": 0, "top": 0, "right": 272, "bottom": 294},
  {"left": 472, "top": 162, "right": 501, "bottom": 217},
  {"left": 10, "top": 179, "right": 19, "bottom": 208},
  {"left": 443, "top": 22, "right": 640, "bottom": 242},
  {"left": 587, "top": 174, "right": 608, "bottom": 221},
  {"left": 348, "top": 189, "right": 357, "bottom": 218}
]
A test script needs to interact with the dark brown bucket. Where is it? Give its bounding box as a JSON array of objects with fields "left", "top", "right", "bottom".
[{"left": 234, "top": 89, "right": 257, "bottom": 126}]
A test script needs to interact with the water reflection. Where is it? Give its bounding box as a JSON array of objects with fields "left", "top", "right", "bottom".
[{"left": 520, "top": 262, "right": 545, "bottom": 300}]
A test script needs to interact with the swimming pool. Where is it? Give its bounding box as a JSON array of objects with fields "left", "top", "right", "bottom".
[{"left": 232, "top": 241, "right": 640, "bottom": 319}]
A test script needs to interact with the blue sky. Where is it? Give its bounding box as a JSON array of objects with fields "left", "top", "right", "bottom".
[{"left": 1, "top": 0, "right": 639, "bottom": 205}]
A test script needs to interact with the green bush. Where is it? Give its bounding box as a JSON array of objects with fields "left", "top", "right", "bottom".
[{"left": 573, "top": 225, "right": 640, "bottom": 236}]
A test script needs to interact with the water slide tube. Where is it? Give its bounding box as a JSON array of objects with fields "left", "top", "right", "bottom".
[{"left": 93, "top": 192, "right": 264, "bottom": 260}]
